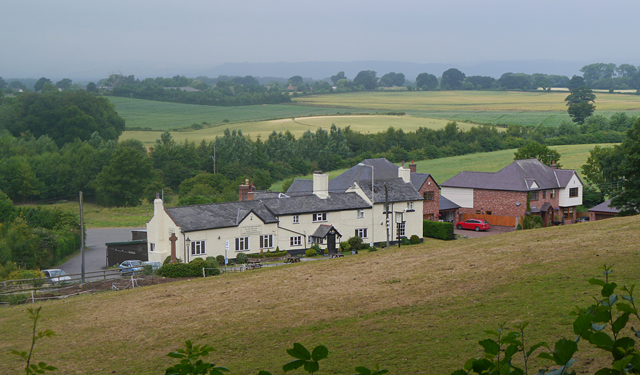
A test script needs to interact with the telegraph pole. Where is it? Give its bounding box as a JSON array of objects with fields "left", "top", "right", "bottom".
[
  {"left": 385, "top": 184, "right": 390, "bottom": 250},
  {"left": 211, "top": 143, "right": 217, "bottom": 174},
  {"left": 79, "top": 191, "right": 85, "bottom": 285}
]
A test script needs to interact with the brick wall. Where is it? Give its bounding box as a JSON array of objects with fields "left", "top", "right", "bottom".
[
  {"left": 459, "top": 189, "right": 561, "bottom": 219},
  {"left": 418, "top": 176, "right": 440, "bottom": 220}
]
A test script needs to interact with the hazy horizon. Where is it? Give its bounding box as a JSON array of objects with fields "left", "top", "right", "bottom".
[{"left": 2, "top": 0, "right": 638, "bottom": 81}]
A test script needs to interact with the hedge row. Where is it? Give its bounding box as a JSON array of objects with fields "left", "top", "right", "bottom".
[
  {"left": 423, "top": 220, "right": 454, "bottom": 240},
  {"left": 247, "top": 250, "right": 288, "bottom": 259},
  {"left": 158, "top": 259, "right": 220, "bottom": 278}
]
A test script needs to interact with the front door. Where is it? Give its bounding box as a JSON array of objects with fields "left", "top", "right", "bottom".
[{"left": 327, "top": 233, "right": 336, "bottom": 254}]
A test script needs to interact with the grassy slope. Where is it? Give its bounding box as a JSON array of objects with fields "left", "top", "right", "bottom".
[
  {"left": 270, "top": 143, "right": 617, "bottom": 192},
  {"left": 120, "top": 115, "right": 486, "bottom": 146},
  {"left": 2, "top": 216, "right": 639, "bottom": 374}
]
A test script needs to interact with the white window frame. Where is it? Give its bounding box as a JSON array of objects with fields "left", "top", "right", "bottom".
[
  {"left": 260, "top": 234, "right": 273, "bottom": 249},
  {"left": 397, "top": 222, "right": 406, "bottom": 237},
  {"left": 312, "top": 212, "right": 327, "bottom": 222},
  {"left": 290, "top": 236, "right": 302, "bottom": 246},
  {"left": 407, "top": 202, "right": 414, "bottom": 210},
  {"left": 357, "top": 209, "right": 365, "bottom": 219},
  {"left": 292, "top": 215, "right": 299, "bottom": 224},
  {"left": 550, "top": 189, "right": 556, "bottom": 198},
  {"left": 191, "top": 240, "right": 206, "bottom": 255},
  {"left": 235, "top": 237, "right": 249, "bottom": 251},
  {"left": 355, "top": 228, "right": 368, "bottom": 238}
]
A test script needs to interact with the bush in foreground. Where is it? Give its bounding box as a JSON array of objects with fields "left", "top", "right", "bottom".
[{"left": 423, "top": 220, "right": 454, "bottom": 240}]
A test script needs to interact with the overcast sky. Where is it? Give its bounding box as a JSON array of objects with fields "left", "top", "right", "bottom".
[{"left": 2, "top": 0, "right": 639, "bottom": 80}]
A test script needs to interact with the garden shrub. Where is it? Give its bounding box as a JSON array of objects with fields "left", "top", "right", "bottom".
[
  {"left": 305, "top": 248, "right": 316, "bottom": 257},
  {"left": 368, "top": 246, "right": 378, "bottom": 252},
  {"left": 423, "top": 220, "right": 454, "bottom": 240},
  {"left": 401, "top": 237, "right": 411, "bottom": 245},
  {"left": 532, "top": 215, "right": 543, "bottom": 228},
  {"left": 235, "top": 253, "right": 248, "bottom": 264},
  {"left": 516, "top": 223, "right": 522, "bottom": 230},
  {"left": 409, "top": 234, "right": 420, "bottom": 244},
  {"left": 339, "top": 241, "right": 351, "bottom": 252},
  {"left": 215, "top": 255, "right": 225, "bottom": 266},
  {"left": 157, "top": 258, "right": 219, "bottom": 278},
  {"left": 248, "top": 250, "right": 288, "bottom": 259},
  {"left": 347, "top": 236, "right": 363, "bottom": 250},
  {"left": 361, "top": 243, "right": 370, "bottom": 250}
]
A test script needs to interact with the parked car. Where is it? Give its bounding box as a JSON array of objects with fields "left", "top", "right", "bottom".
[
  {"left": 575, "top": 217, "right": 590, "bottom": 223},
  {"left": 456, "top": 219, "right": 491, "bottom": 231},
  {"left": 119, "top": 260, "right": 143, "bottom": 275},
  {"left": 141, "top": 261, "right": 162, "bottom": 270},
  {"left": 42, "top": 269, "right": 71, "bottom": 284}
]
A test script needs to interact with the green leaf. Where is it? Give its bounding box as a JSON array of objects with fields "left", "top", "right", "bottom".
[
  {"left": 311, "top": 345, "right": 328, "bottom": 362},
  {"left": 304, "top": 361, "right": 320, "bottom": 373},
  {"left": 589, "top": 331, "right": 615, "bottom": 350},
  {"left": 484, "top": 329, "right": 499, "bottom": 337},
  {"left": 602, "top": 282, "right": 617, "bottom": 297},
  {"left": 287, "top": 343, "right": 311, "bottom": 360},
  {"left": 592, "top": 323, "right": 606, "bottom": 332},
  {"left": 589, "top": 278, "right": 606, "bottom": 287},
  {"left": 612, "top": 313, "right": 630, "bottom": 334},
  {"left": 608, "top": 294, "right": 619, "bottom": 307},
  {"left": 257, "top": 371, "right": 272, "bottom": 375},
  {"left": 471, "top": 358, "right": 492, "bottom": 373},
  {"left": 479, "top": 339, "right": 500, "bottom": 357},
  {"left": 450, "top": 371, "right": 468, "bottom": 375},
  {"left": 354, "top": 367, "right": 372, "bottom": 375},
  {"left": 167, "top": 352, "right": 185, "bottom": 359},
  {"left": 612, "top": 337, "right": 636, "bottom": 361},
  {"left": 538, "top": 352, "right": 555, "bottom": 361},
  {"left": 372, "top": 370, "right": 388, "bottom": 375},
  {"left": 593, "top": 369, "right": 617, "bottom": 375},
  {"left": 504, "top": 344, "right": 519, "bottom": 361},
  {"left": 616, "top": 303, "right": 637, "bottom": 314},
  {"left": 283, "top": 359, "right": 306, "bottom": 372},
  {"left": 526, "top": 342, "right": 548, "bottom": 358},
  {"left": 573, "top": 313, "right": 592, "bottom": 335},
  {"left": 463, "top": 358, "right": 474, "bottom": 371},
  {"left": 612, "top": 355, "right": 632, "bottom": 371},
  {"left": 552, "top": 338, "right": 578, "bottom": 365}
]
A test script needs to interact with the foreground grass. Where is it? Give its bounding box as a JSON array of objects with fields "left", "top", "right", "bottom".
[
  {"left": 120, "top": 115, "right": 487, "bottom": 147},
  {"left": 1, "top": 216, "right": 639, "bottom": 374}
]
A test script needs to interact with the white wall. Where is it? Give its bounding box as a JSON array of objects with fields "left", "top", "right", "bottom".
[
  {"left": 441, "top": 187, "right": 474, "bottom": 208},
  {"left": 559, "top": 174, "right": 583, "bottom": 207}
]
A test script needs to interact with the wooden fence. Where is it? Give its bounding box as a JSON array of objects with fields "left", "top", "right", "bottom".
[{"left": 461, "top": 213, "right": 516, "bottom": 227}]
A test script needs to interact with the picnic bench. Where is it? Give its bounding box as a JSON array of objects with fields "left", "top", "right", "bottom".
[
  {"left": 285, "top": 256, "right": 301, "bottom": 263},
  {"left": 330, "top": 253, "right": 344, "bottom": 259},
  {"left": 246, "top": 258, "right": 262, "bottom": 269}
]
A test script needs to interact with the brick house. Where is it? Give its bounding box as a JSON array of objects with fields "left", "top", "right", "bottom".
[
  {"left": 440, "top": 159, "right": 583, "bottom": 226},
  {"left": 407, "top": 161, "right": 441, "bottom": 221},
  {"left": 588, "top": 199, "right": 620, "bottom": 221}
]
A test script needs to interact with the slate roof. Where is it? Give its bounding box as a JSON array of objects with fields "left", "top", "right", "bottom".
[
  {"left": 286, "top": 179, "right": 313, "bottom": 196},
  {"left": 589, "top": 199, "right": 621, "bottom": 214},
  {"left": 261, "top": 192, "right": 369, "bottom": 215},
  {"left": 329, "top": 158, "right": 400, "bottom": 191},
  {"left": 355, "top": 178, "right": 423, "bottom": 203},
  {"left": 439, "top": 195, "right": 460, "bottom": 211},
  {"left": 311, "top": 225, "right": 341, "bottom": 238},
  {"left": 166, "top": 200, "right": 277, "bottom": 232},
  {"left": 441, "top": 159, "right": 579, "bottom": 192},
  {"left": 411, "top": 173, "right": 437, "bottom": 191}
]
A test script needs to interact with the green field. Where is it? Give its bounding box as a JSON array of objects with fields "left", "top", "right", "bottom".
[
  {"left": 270, "top": 143, "right": 616, "bottom": 191},
  {"left": 2, "top": 215, "right": 639, "bottom": 374},
  {"left": 120, "top": 115, "right": 486, "bottom": 146}
]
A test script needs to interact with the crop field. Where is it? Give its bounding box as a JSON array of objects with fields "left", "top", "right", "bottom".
[
  {"left": 270, "top": 143, "right": 616, "bottom": 191},
  {"left": 2, "top": 215, "right": 639, "bottom": 374},
  {"left": 108, "top": 96, "right": 379, "bottom": 131},
  {"left": 120, "top": 115, "right": 485, "bottom": 146}
]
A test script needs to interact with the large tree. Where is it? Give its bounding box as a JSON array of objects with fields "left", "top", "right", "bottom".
[
  {"left": 513, "top": 141, "right": 561, "bottom": 167},
  {"left": 565, "top": 87, "right": 596, "bottom": 124},
  {"left": 55, "top": 78, "right": 73, "bottom": 90},
  {"left": 330, "top": 71, "right": 346, "bottom": 85},
  {"left": 441, "top": 68, "right": 465, "bottom": 90},
  {"left": 33, "top": 77, "right": 52, "bottom": 92},
  {"left": 581, "top": 145, "right": 625, "bottom": 197},
  {"left": 611, "top": 118, "right": 640, "bottom": 215},
  {"left": 353, "top": 70, "right": 378, "bottom": 90},
  {"left": 415, "top": 73, "right": 438, "bottom": 90}
]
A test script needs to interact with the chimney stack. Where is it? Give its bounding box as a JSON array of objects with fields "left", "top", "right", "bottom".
[
  {"left": 550, "top": 160, "right": 557, "bottom": 169},
  {"left": 313, "top": 171, "right": 329, "bottom": 199},
  {"left": 239, "top": 179, "right": 250, "bottom": 201},
  {"left": 409, "top": 160, "right": 417, "bottom": 173}
]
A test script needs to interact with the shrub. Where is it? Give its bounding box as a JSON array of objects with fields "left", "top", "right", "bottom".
[
  {"left": 158, "top": 258, "right": 219, "bottom": 278},
  {"left": 532, "top": 215, "right": 543, "bottom": 228},
  {"left": 142, "top": 265, "right": 155, "bottom": 276},
  {"left": 215, "top": 255, "right": 225, "bottom": 266},
  {"left": 423, "top": 220, "right": 454, "bottom": 240},
  {"left": 361, "top": 243, "right": 370, "bottom": 250},
  {"left": 305, "top": 248, "right": 317, "bottom": 257},
  {"left": 248, "top": 251, "right": 288, "bottom": 259},
  {"left": 409, "top": 234, "right": 420, "bottom": 244},
  {"left": 368, "top": 246, "right": 378, "bottom": 252},
  {"left": 236, "top": 253, "right": 248, "bottom": 264},
  {"left": 401, "top": 237, "right": 411, "bottom": 245},
  {"left": 339, "top": 241, "right": 351, "bottom": 252},
  {"left": 516, "top": 223, "right": 522, "bottom": 230},
  {"left": 347, "top": 236, "right": 363, "bottom": 250}
]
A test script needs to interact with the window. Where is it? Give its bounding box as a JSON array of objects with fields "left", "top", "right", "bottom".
[
  {"left": 235, "top": 237, "right": 249, "bottom": 251},
  {"left": 191, "top": 240, "right": 206, "bottom": 255},
  {"left": 292, "top": 215, "right": 299, "bottom": 224},
  {"left": 396, "top": 222, "right": 406, "bottom": 237},
  {"left": 550, "top": 189, "right": 556, "bottom": 198},
  {"left": 569, "top": 187, "right": 579, "bottom": 198},
  {"left": 542, "top": 190, "right": 546, "bottom": 199},
  {"left": 149, "top": 243, "right": 155, "bottom": 252},
  {"left": 406, "top": 202, "right": 414, "bottom": 211},
  {"left": 425, "top": 213, "right": 435, "bottom": 221},
  {"left": 290, "top": 236, "right": 302, "bottom": 246},
  {"left": 260, "top": 235, "right": 273, "bottom": 249},
  {"left": 528, "top": 191, "right": 539, "bottom": 201},
  {"left": 355, "top": 228, "right": 368, "bottom": 238},
  {"left": 313, "top": 213, "right": 327, "bottom": 222},
  {"left": 486, "top": 211, "right": 492, "bottom": 215},
  {"left": 357, "top": 209, "right": 365, "bottom": 219},
  {"left": 424, "top": 191, "right": 434, "bottom": 201},
  {"left": 563, "top": 207, "right": 574, "bottom": 219}
]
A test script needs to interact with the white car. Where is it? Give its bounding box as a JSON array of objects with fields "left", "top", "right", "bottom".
[
  {"left": 42, "top": 269, "right": 71, "bottom": 284},
  {"left": 141, "top": 261, "right": 162, "bottom": 270}
]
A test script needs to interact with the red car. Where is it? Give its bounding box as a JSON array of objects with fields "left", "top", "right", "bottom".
[{"left": 456, "top": 219, "right": 491, "bottom": 231}]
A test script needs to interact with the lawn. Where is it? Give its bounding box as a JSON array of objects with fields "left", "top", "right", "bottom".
[
  {"left": 120, "top": 115, "right": 487, "bottom": 146},
  {"left": 270, "top": 143, "right": 617, "bottom": 191},
  {"left": 2, "top": 215, "right": 639, "bottom": 374}
]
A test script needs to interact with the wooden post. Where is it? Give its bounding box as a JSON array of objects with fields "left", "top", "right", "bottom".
[{"left": 169, "top": 233, "right": 178, "bottom": 263}]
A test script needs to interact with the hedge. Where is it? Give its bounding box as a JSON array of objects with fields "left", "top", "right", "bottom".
[
  {"left": 158, "top": 258, "right": 220, "bottom": 278},
  {"left": 248, "top": 251, "right": 288, "bottom": 259},
  {"left": 423, "top": 220, "right": 454, "bottom": 240}
]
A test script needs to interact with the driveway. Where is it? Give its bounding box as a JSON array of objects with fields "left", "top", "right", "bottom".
[
  {"left": 58, "top": 227, "right": 144, "bottom": 280},
  {"left": 454, "top": 226, "right": 514, "bottom": 239}
]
